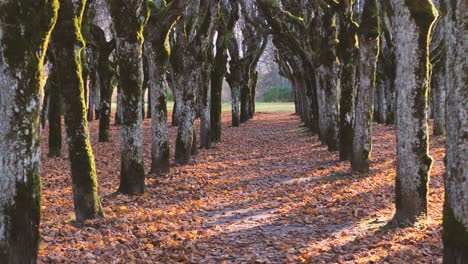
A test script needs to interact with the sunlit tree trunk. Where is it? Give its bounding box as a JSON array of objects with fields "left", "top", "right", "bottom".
[
  {"left": 0, "top": 1, "right": 57, "bottom": 261},
  {"left": 430, "top": 8, "right": 446, "bottom": 136},
  {"left": 442, "top": 0, "right": 468, "bottom": 262},
  {"left": 388, "top": 0, "right": 437, "bottom": 225},
  {"left": 110, "top": 0, "right": 148, "bottom": 194},
  {"left": 53, "top": 0, "right": 104, "bottom": 222}
]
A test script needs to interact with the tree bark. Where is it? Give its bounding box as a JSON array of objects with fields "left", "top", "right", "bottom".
[
  {"left": 200, "top": 64, "right": 212, "bottom": 149},
  {"left": 110, "top": 0, "right": 148, "bottom": 194},
  {"left": 442, "top": 0, "right": 468, "bottom": 262},
  {"left": 0, "top": 1, "right": 57, "bottom": 261},
  {"left": 48, "top": 62, "right": 63, "bottom": 157},
  {"left": 144, "top": 43, "right": 170, "bottom": 174},
  {"left": 388, "top": 0, "right": 437, "bottom": 225},
  {"left": 96, "top": 38, "right": 115, "bottom": 143},
  {"left": 351, "top": 0, "right": 380, "bottom": 173},
  {"left": 53, "top": 0, "right": 104, "bottom": 223},
  {"left": 338, "top": 1, "right": 358, "bottom": 161},
  {"left": 430, "top": 10, "right": 446, "bottom": 136}
]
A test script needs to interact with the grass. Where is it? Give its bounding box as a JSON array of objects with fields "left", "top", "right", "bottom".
[
  {"left": 113, "top": 102, "right": 295, "bottom": 113},
  {"left": 169, "top": 102, "right": 295, "bottom": 113}
]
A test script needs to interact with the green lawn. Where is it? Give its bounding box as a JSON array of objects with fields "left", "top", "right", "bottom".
[
  {"left": 167, "top": 102, "right": 295, "bottom": 113},
  {"left": 113, "top": 102, "right": 295, "bottom": 113}
]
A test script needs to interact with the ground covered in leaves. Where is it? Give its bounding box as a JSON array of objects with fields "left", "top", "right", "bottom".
[{"left": 39, "top": 112, "right": 446, "bottom": 263}]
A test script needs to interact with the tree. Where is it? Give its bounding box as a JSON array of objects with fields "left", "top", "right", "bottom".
[
  {"left": 442, "top": 0, "right": 468, "bottom": 261},
  {"left": 210, "top": 0, "right": 239, "bottom": 141},
  {"left": 351, "top": 0, "right": 380, "bottom": 172},
  {"left": 429, "top": 2, "right": 446, "bottom": 136},
  {"left": 47, "top": 54, "right": 63, "bottom": 157},
  {"left": 109, "top": 0, "right": 148, "bottom": 194},
  {"left": 386, "top": 0, "right": 438, "bottom": 225},
  {"left": 171, "top": 0, "right": 219, "bottom": 165},
  {"left": 0, "top": 0, "right": 57, "bottom": 261},
  {"left": 144, "top": 0, "right": 189, "bottom": 174},
  {"left": 52, "top": 0, "right": 104, "bottom": 222},
  {"left": 336, "top": 0, "right": 358, "bottom": 161}
]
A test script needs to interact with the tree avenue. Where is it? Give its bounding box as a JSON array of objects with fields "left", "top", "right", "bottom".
[{"left": 0, "top": 0, "right": 466, "bottom": 262}]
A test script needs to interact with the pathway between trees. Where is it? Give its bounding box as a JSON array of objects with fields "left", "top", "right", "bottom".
[{"left": 40, "top": 112, "right": 445, "bottom": 263}]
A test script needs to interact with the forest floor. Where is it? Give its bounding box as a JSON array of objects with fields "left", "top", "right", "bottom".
[{"left": 39, "top": 112, "right": 446, "bottom": 263}]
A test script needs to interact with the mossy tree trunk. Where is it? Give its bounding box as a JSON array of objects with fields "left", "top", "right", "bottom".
[
  {"left": 442, "top": 0, "right": 468, "bottom": 262},
  {"left": 110, "top": 0, "right": 148, "bottom": 195},
  {"left": 210, "top": 0, "right": 239, "bottom": 142},
  {"left": 200, "top": 62, "right": 212, "bottom": 149},
  {"left": 47, "top": 59, "right": 63, "bottom": 157},
  {"left": 145, "top": 44, "right": 171, "bottom": 173},
  {"left": 320, "top": 9, "right": 340, "bottom": 151},
  {"left": 0, "top": 1, "right": 57, "bottom": 261},
  {"left": 89, "top": 25, "right": 115, "bottom": 143},
  {"left": 338, "top": 1, "right": 358, "bottom": 161},
  {"left": 171, "top": 0, "right": 219, "bottom": 165},
  {"left": 144, "top": 0, "right": 188, "bottom": 173},
  {"left": 226, "top": 36, "right": 243, "bottom": 128},
  {"left": 388, "top": 0, "right": 437, "bottom": 225},
  {"left": 351, "top": 0, "right": 380, "bottom": 173},
  {"left": 53, "top": 0, "right": 104, "bottom": 223},
  {"left": 374, "top": 11, "right": 397, "bottom": 126}
]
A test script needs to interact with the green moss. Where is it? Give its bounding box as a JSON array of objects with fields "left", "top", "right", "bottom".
[{"left": 359, "top": 0, "right": 381, "bottom": 39}]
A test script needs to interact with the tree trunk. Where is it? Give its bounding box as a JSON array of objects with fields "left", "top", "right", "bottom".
[
  {"left": 174, "top": 67, "right": 198, "bottom": 164},
  {"left": 351, "top": 0, "right": 380, "bottom": 173},
  {"left": 430, "top": 11, "right": 446, "bottom": 136},
  {"left": 200, "top": 64, "right": 212, "bottom": 149},
  {"left": 145, "top": 43, "right": 170, "bottom": 174},
  {"left": 338, "top": 1, "right": 358, "bottom": 161},
  {"left": 41, "top": 85, "right": 50, "bottom": 129},
  {"left": 389, "top": 0, "right": 437, "bottom": 225},
  {"left": 442, "top": 0, "right": 468, "bottom": 262},
  {"left": 147, "top": 86, "right": 152, "bottom": 118},
  {"left": 48, "top": 63, "right": 63, "bottom": 157},
  {"left": 115, "top": 86, "right": 123, "bottom": 125},
  {"left": 240, "top": 72, "right": 252, "bottom": 123},
  {"left": 98, "top": 43, "right": 115, "bottom": 143},
  {"left": 110, "top": 0, "right": 147, "bottom": 195},
  {"left": 210, "top": 43, "right": 228, "bottom": 141},
  {"left": 172, "top": 84, "right": 183, "bottom": 127},
  {"left": 231, "top": 84, "right": 241, "bottom": 127},
  {"left": 0, "top": 1, "right": 57, "bottom": 261},
  {"left": 53, "top": 0, "right": 104, "bottom": 223}
]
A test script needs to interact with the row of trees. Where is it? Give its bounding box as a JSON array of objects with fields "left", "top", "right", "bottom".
[
  {"left": 0, "top": 0, "right": 466, "bottom": 262},
  {"left": 258, "top": 0, "right": 467, "bottom": 261}
]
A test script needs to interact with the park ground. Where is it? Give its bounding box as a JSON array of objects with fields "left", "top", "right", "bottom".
[{"left": 39, "top": 104, "right": 445, "bottom": 263}]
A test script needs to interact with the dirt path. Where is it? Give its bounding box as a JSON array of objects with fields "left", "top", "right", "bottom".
[{"left": 40, "top": 112, "right": 445, "bottom": 263}]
